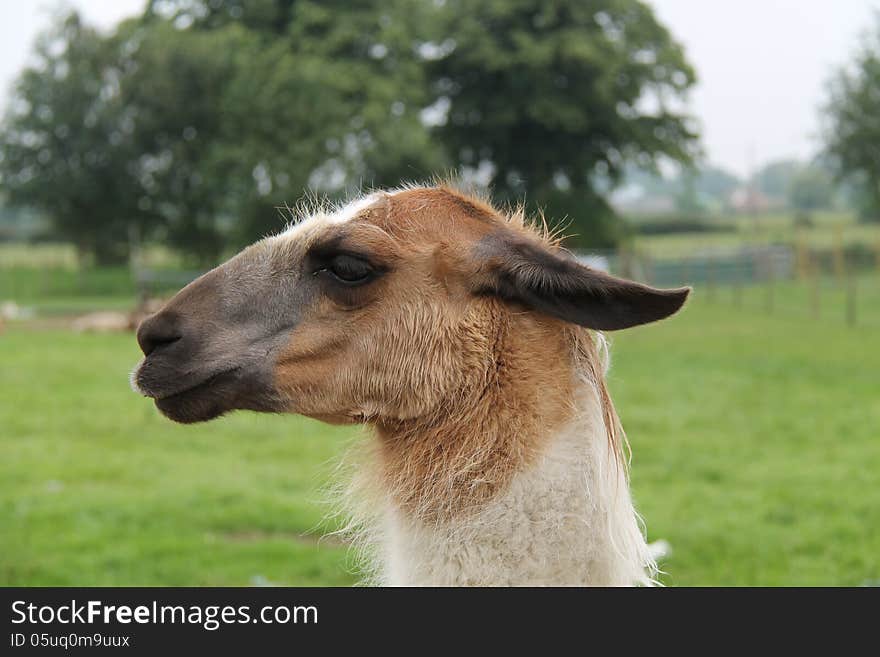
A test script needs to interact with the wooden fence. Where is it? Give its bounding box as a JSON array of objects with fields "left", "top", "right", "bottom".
[{"left": 581, "top": 241, "right": 880, "bottom": 329}]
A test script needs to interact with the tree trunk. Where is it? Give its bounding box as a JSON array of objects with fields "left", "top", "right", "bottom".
[{"left": 92, "top": 233, "right": 130, "bottom": 266}]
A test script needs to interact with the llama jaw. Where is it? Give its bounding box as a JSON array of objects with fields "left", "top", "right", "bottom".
[
  {"left": 131, "top": 359, "right": 240, "bottom": 401},
  {"left": 134, "top": 360, "right": 283, "bottom": 424},
  {"left": 152, "top": 367, "right": 244, "bottom": 424},
  {"left": 151, "top": 368, "right": 239, "bottom": 423}
]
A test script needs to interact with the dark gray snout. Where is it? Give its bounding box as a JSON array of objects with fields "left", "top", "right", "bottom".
[{"left": 131, "top": 248, "right": 300, "bottom": 423}]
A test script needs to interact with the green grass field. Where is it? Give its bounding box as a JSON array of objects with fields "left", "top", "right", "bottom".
[
  {"left": 0, "top": 327, "right": 358, "bottom": 586},
  {"left": 2, "top": 289, "right": 878, "bottom": 586}
]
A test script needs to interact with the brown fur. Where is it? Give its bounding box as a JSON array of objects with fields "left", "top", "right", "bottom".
[{"left": 273, "top": 186, "right": 621, "bottom": 519}]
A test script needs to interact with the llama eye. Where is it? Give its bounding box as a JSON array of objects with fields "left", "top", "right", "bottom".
[{"left": 323, "top": 254, "right": 374, "bottom": 284}]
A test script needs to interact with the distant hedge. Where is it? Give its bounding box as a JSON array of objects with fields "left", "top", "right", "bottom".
[{"left": 630, "top": 218, "right": 736, "bottom": 236}]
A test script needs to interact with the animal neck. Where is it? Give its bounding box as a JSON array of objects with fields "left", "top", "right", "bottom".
[
  {"left": 347, "top": 323, "right": 655, "bottom": 586},
  {"left": 373, "top": 318, "right": 576, "bottom": 522}
]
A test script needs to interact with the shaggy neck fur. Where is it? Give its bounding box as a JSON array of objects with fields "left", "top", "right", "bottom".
[{"left": 340, "top": 318, "right": 656, "bottom": 587}]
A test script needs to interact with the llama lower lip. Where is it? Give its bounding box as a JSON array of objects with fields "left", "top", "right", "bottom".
[
  {"left": 147, "top": 366, "right": 241, "bottom": 401},
  {"left": 151, "top": 365, "right": 283, "bottom": 425}
]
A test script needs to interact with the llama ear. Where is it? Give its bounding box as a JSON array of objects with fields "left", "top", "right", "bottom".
[{"left": 471, "top": 231, "right": 690, "bottom": 330}]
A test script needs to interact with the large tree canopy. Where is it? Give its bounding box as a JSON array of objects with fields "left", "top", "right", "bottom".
[
  {"left": 117, "top": 20, "right": 254, "bottom": 262},
  {"left": 788, "top": 165, "right": 833, "bottom": 214},
  {"left": 752, "top": 160, "right": 801, "bottom": 200},
  {"left": 427, "top": 0, "right": 698, "bottom": 245},
  {"left": 142, "top": 0, "right": 447, "bottom": 245},
  {"left": 823, "top": 14, "right": 880, "bottom": 222},
  {"left": 0, "top": 14, "right": 148, "bottom": 264}
]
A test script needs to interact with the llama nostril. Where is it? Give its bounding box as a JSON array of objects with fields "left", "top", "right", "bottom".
[{"left": 137, "top": 312, "right": 183, "bottom": 357}]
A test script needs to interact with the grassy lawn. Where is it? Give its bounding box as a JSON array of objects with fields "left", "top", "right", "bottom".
[
  {"left": 1, "top": 293, "right": 878, "bottom": 586},
  {"left": 614, "top": 298, "right": 880, "bottom": 585},
  {"left": 0, "top": 329, "right": 358, "bottom": 586}
]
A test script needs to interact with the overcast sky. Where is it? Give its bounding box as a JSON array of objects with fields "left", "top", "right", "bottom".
[{"left": 1, "top": 0, "right": 877, "bottom": 178}]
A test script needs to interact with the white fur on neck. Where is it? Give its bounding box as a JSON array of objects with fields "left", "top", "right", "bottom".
[{"left": 371, "top": 384, "right": 656, "bottom": 586}]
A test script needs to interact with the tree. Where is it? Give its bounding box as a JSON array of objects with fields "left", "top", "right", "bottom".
[
  {"left": 114, "top": 20, "right": 257, "bottom": 264},
  {"left": 142, "top": 0, "right": 448, "bottom": 243},
  {"left": 823, "top": 13, "right": 880, "bottom": 222},
  {"left": 751, "top": 159, "right": 800, "bottom": 200},
  {"left": 695, "top": 165, "right": 740, "bottom": 200},
  {"left": 145, "top": 0, "right": 295, "bottom": 36},
  {"left": 0, "top": 13, "right": 147, "bottom": 264},
  {"left": 428, "top": 0, "right": 698, "bottom": 247},
  {"left": 788, "top": 166, "right": 833, "bottom": 214},
  {"left": 675, "top": 164, "right": 742, "bottom": 215}
]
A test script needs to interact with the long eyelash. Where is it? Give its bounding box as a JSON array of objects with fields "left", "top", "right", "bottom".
[
  {"left": 309, "top": 243, "right": 385, "bottom": 273},
  {"left": 319, "top": 270, "right": 376, "bottom": 287}
]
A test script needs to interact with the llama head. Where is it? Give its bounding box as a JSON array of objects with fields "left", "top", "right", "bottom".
[{"left": 132, "top": 185, "right": 689, "bottom": 424}]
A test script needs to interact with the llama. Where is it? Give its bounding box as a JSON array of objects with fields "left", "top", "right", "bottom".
[{"left": 131, "top": 185, "right": 689, "bottom": 586}]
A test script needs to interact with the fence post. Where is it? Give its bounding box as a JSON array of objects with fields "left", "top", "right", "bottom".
[
  {"left": 765, "top": 250, "right": 775, "bottom": 314},
  {"left": 733, "top": 257, "right": 743, "bottom": 308},
  {"left": 832, "top": 224, "right": 845, "bottom": 283},
  {"left": 706, "top": 255, "right": 716, "bottom": 303},
  {"left": 846, "top": 273, "right": 857, "bottom": 327},
  {"left": 795, "top": 227, "right": 808, "bottom": 280},
  {"left": 810, "top": 251, "right": 821, "bottom": 320}
]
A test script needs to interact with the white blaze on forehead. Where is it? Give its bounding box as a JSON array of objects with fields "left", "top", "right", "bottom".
[
  {"left": 330, "top": 192, "right": 384, "bottom": 224},
  {"left": 280, "top": 192, "right": 384, "bottom": 240}
]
